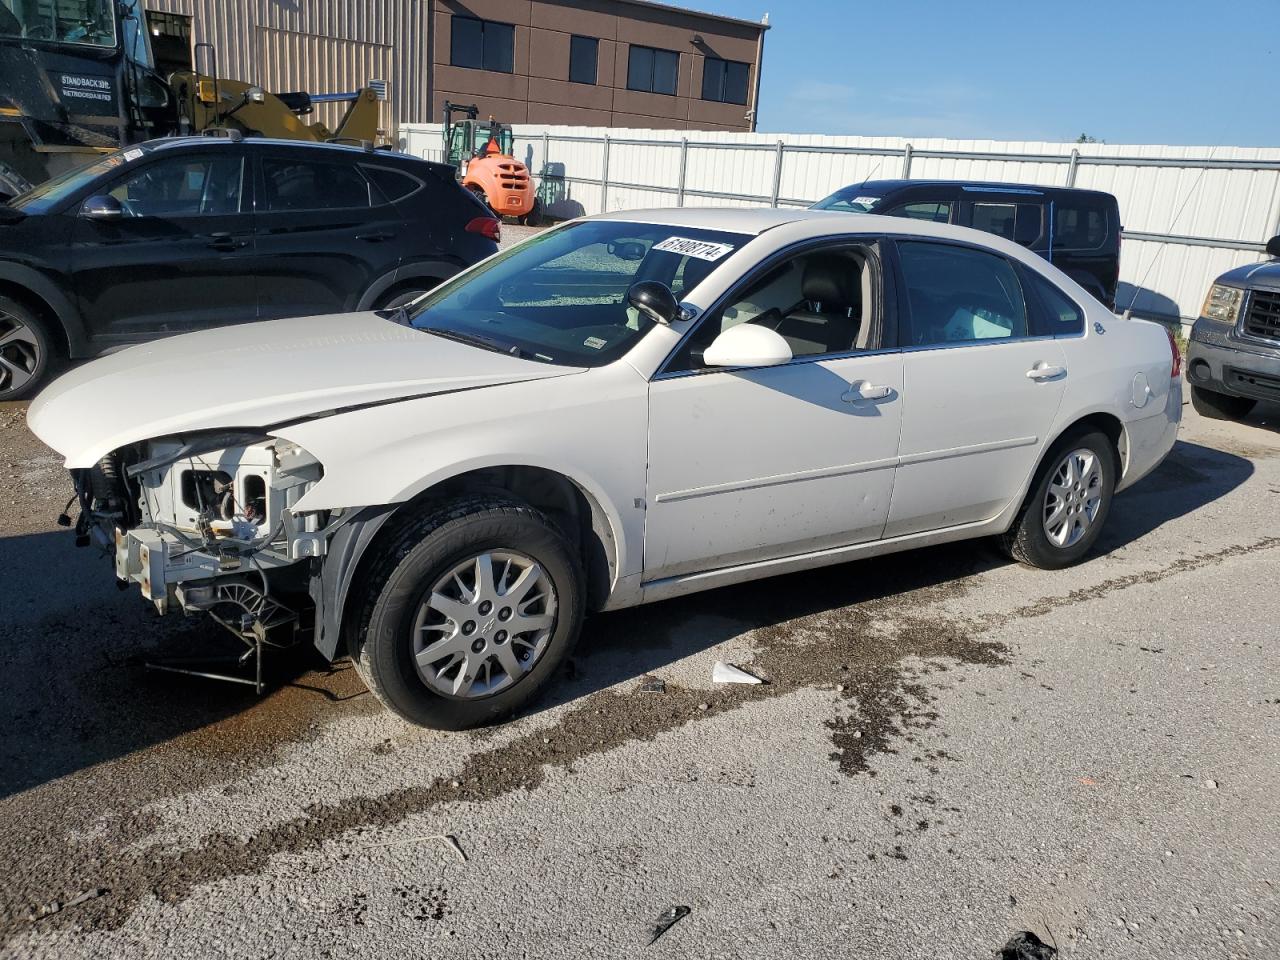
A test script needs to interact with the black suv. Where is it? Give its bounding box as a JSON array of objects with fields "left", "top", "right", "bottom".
[
  {"left": 812, "top": 180, "right": 1121, "bottom": 308},
  {"left": 1186, "top": 235, "right": 1280, "bottom": 420},
  {"left": 0, "top": 136, "right": 499, "bottom": 399}
]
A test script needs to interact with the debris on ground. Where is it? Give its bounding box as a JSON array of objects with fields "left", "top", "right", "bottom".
[
  {"left": 994, "top": 931, "right": 1057, "bottom": 959},
  {"left": 1204, "top": 778, "right": 1219, "bottom": 789},
  {"left": 28, "top": 887, "right": 107, "bottom": 922},
  {"left": 362, "top": 833, "right": 468, "bottom": 863},
  {"left": 638, "top": 677, "right": 667, "bottom": 694},
  {"left": 712, "top": 661, "right": 763, "bottom": 685},
  {"left": 647, "top": 905, "right": 691, "bottom": 945}
]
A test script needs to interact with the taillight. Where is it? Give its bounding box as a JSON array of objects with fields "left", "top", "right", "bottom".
[
  {"left": 466, "top": 216, "right": 500, "bottom": 242},
  {"left": 1166, "top": 326, "right": 1182, "bottom": 379}
]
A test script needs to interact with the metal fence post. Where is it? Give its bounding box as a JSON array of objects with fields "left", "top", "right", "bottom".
[
  {"left": 1067, "top": 148, "right": 1080, "bottom": 187},
  {"left": 770, "top": 140, "right": 785, "bottom": 207},
  {"left": 600, "top": 133, "right": 611, "bottom": 214},
  {"left": 902, "top": 143, "right": 913, "bottom": 178},
  {"left": 676, "top": 137, "right": 689, "bottom": 207},
  {"left": 541, "top": 131, "right": 549, "bottom": 174}
]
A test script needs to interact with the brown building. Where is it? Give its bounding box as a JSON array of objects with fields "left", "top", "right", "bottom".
[
  {"left": 140, "top": 0, "right": 767, "bottom": 135},
  {"left": 434, "top": 0, "right": 769, "bottom": 131}
]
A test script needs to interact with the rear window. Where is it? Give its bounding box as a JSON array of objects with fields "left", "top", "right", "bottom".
[
  {"left": 811, "top": 187, "right": 884, "bottom": 213},
  {"left": 1053, "top": 199, "right": 1110, "bottom": 249},
  {"left": 261, "top": 157, "right": 371, "bottom": 211},
  {"left": 970, "top": 202, "right": 1043, "bottom": 247},
  {"left": 361, "top": 164, "right": 423, "bottom": 203}
]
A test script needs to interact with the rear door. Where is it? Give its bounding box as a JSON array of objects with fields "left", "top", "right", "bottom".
[
  {"left": 885, "top": 238, "right": 1067, "bottom": 538},
  {"left": 70, "top": 147, "right": 256, "bottom": 342},
  {"left": 253, "top": 149, "right": 403, "bottom": 320}
]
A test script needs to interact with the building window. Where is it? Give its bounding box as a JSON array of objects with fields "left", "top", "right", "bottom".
[
  {"left": 627, "top": 45, "right": 679, "bottom": 96},
  {"left": 701, "top": 57, "right": 749, "bottom": 105},
  {"left": 569, "top": 35, "right": 597, "bottom": 85},
  {"left": 450, "top": 16, "right": 514, "bottom": 73}
]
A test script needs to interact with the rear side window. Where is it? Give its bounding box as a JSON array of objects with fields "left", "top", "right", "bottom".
[
  {"left": 971, "top": 202, "right": 1042, "bottom": 246},
  {"left": 261, "top": 157, "right": 371, "bottom": 211},
  {"left": 1025, "top": 270, "right": 1086, "bottom": 336},
  {"left": 898, "top": 241, "right": 1028, "bottom": 346},
  {"left": 361, "top": 165, "right": 423, "bottom": 203},
  {"left": 1053, "top": 199, "right": 1109, "bottom": 249}
]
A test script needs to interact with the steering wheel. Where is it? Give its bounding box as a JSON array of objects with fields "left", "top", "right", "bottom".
[{"left": 24, "top": 23, "right": 53, "bottom": 39}]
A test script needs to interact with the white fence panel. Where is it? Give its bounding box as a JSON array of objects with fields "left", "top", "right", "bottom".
[{"left": 400, "top": 122, "right": 1280, "bottom": 325}]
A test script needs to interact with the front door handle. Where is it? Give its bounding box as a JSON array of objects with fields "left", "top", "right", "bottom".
[
  {"left": 1026, "top": 362, "right": 1067, "bottom": 381},
  {"left": 356, "top": 231, "right": 395, "bottom": 242},
  {"left": 841, "top": 380, "right": 893, "bottom": 402}
]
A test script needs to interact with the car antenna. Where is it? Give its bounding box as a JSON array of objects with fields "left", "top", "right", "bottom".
[{"left": 1120, "top": 143, "right": 1219, "bottom": 321}]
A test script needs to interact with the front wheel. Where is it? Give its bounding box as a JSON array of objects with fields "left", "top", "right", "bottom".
[
  {"left": 351, "top": 496, "right": 584, "bottom": 729},
  {"left": 0, "top": 295, "right": 55, "bottom": 401},
  {"left": 1190, "top": 385, "right": 1256, "bottom": 421},
  {"left": 1000, "top": 428, "right": 1117, "bottom": 569}
]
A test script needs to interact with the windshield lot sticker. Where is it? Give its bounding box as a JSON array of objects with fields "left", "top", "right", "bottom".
[
  {"left": 123, "top": 148, "right": 144, "bottom": 162},
  {"left": 583, "top": 336, "right": 608, "bottom": 349},
  {"left": 652, "top": 237, "right": 735, "bottom": 261},
  {"left": 852, "top": 196, "right": 880, "bottom": 206}
]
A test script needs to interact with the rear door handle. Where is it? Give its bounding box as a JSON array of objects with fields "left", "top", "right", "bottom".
[
  {"left": 841, "top": 380, "right": 893, "bottom": 402},
  {"left": 207, "top": 232, "right": 247, "bottom": 251},
  {"left": 1026, "top": 362, "right": 1067, "bottom": 381},
  {"left": 356, "top": 231, "right": 395, "bottom": 242}
]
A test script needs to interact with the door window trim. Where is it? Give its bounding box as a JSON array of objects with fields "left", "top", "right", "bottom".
[
  {"left": 889, "top": 236, "right": 1050, "bottom": 353},
  {"left": 654, "top": 235, "right": 898, "bottom": 380}
]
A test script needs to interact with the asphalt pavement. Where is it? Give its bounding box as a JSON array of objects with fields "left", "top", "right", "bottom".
[{"left": 1, "top": 385, "right": 1278, "bottom": 959}]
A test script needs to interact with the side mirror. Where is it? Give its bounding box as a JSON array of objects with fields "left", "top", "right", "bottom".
[
  {"left": 703, "top": 323, "right": 793, "bottom": 368},
  {"left": 80, "top": 194, "right": 124, "bottom": 220},
  {"left": 1267, "top": 235, "right": 1280, "bottom": 259},
  {"left": 627, "top": 280, "right": 686, "bottom": 325}
]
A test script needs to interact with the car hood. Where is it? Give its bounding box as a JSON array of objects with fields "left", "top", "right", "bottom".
[
  {"left": 1219, "top": 258, "right": 1280, "bottom": 291},
  {"left": 29, "top": 311, "right": 585, "bottom": 467}
]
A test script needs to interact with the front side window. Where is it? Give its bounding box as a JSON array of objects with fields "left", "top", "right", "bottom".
[
  {"left": 106, "top": 154, "right": 244, "bottom": 217},
  {"left": 627, "top": 45, "right": 679, "bottom": 95},
  {"left": 569, "top": 35, "right": 598, "bottom": 85},
  {"left": 450, "top": 16, "right": 514, "bottom": 73},
  {"left": 667, "top": 244, "right": 879, "bottom": 371},
  {"left": 701, "top": 57, "right": 749, "bottom": 105},
  {"left": 0, "top": 0, "right": 115, "bottom": 46},
  {"left": 971, "top": 202, "right": 1042, "bottom": 246},
  {"left": 261, "top": 157, "right": 370, "bottom": 211},
  {"left": 887, "top": 201, "right": 951, "bottom": 223},
  {"left": 898, "top": 241, "right": 1028, "bottom": 346},
  {"left": 407, "top": 221, "right": 749, "bottom": 368}
]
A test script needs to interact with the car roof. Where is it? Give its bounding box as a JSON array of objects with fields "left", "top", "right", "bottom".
[
  {"left": 135, "top": 135, "right": 449, "bottom": 168},
  {"left": 826, "top": 178, "right": 1115, "bottom": 200}
]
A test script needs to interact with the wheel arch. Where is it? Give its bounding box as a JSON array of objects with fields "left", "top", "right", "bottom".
[
  {"left": 318, "top": 462, "right": 622, "bottom": 661},
  {"left": 356, "top": 260, "right": 461, "bottom": 311},
  {"left": 0, "top": 264, "right": 87, "bottom": 357}
]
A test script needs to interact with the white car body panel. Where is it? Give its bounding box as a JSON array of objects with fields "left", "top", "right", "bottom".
[
  {"left": 27, "top": 312, "right": 581, "bottom": 468},
  {"left": 29, "top": 207, "right": 1181, "bottom": 622}
]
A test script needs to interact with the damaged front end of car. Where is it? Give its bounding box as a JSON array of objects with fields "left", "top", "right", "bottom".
[{"left": 68, "top": 431, "right": 332, "bottom": 673}]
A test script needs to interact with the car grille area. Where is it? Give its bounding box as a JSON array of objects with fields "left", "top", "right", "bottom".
[{"left": 1243, "top": 289, "right": 1280, "bottom": 342}]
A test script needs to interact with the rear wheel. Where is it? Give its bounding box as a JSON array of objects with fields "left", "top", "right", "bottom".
[
  {"left": 1000, "top": 427, "right": 1117, "bottom": 569},
  {"left": 351, "top": 495, "right": 584, "bottom": 729},
  {"left": 519, "top": 200, "right": 542, "bottom": 227},
  {"left": 1190, "top": 385, "right": 1256, "bottom": 421},
  {"left": 0, "top": 295, "right": 55, "bottom": 401},
  {"left": 375, "top": 285, "right": 436, "bottom": 311}
]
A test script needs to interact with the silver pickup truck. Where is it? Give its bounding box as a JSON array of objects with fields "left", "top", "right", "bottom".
[{"left": 1187, "top": 234, "right": 1280, "bottom": 419}]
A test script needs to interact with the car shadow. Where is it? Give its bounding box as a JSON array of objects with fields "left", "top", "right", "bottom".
[{"left": 0, "top": 437, "right": 1255, "bottom": 797}]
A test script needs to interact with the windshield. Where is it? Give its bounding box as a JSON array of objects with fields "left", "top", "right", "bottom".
[
  {"left": 811, "top": 187, "right": 884, "bottom": 214},
  {"left": 9, "top": 148, "right": 138, "bottom": 213},
  {"left": 0, "top": 0, "right": 117, "bottom": 46},
  {"left": 407, "top": 220, "right": 751, "bottom": 367}
]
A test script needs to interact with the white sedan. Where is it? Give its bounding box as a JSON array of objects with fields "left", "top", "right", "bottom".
[{"left": 29, "top": 209, "right": 1181, "bottom": 728}]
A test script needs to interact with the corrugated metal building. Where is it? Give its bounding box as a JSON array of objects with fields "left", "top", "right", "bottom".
[{"left": 143, "top": 0, "right": 431, "bottom": 136}]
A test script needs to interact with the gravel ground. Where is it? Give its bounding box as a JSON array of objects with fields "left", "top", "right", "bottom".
[{"left": 2, "top": 385, "right": 1279, "bottom": 959}]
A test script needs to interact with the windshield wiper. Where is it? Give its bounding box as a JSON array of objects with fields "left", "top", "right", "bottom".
[
  {"left": 377, "top": 305, "right": 412, "bottom": 326},
  {"left": 419, "top": 325, "right": 529, "bottom": 358}
]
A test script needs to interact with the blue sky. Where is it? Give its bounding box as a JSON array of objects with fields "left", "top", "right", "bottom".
[{"left": 693, "top": 0, "right": 1277, "bottom": 146}]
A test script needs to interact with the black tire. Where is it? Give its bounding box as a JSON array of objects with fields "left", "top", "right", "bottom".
[
  {"left": 519, "top": 201, "right": 542, "bottom": 227},
  {"left": 1190, "top": 385, "right": 1256, "bottom": 421},
  {"left": 375, "top": 286, "right": 433, "bottom": 310},
  {"left": 350, "top": 495, "right": 584, "bottom": 729},
  {"left": 1000, "top": 427, "right": 1118, "bottom": 570},
  {"left": 0, "top": 295, "right": 56, "bottom": 401}
]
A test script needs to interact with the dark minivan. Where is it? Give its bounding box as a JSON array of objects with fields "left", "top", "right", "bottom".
[
  {"left": 0, "top": 136, "right": 499, "bottom": 400},
  {"left": 812, "top": 180, "right": 1121, "bottom": 309}
]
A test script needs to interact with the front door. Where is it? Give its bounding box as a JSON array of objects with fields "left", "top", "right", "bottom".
[
  {"left": 70, "top": 149, "right": 256, "bottom": 343},
  {"left": 884, "top": 238, "right": 1068, "bottom": 538},
  {"left": 644, "top": 242, "right": 904, "bottom": 582},
  {"left": 253, "top": 150, "right": 403, "bottom": 319}
]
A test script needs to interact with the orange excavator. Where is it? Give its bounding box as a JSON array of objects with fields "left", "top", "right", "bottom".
[{"left": 442, "top": 101, "right": 540, "bottom": 225}]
